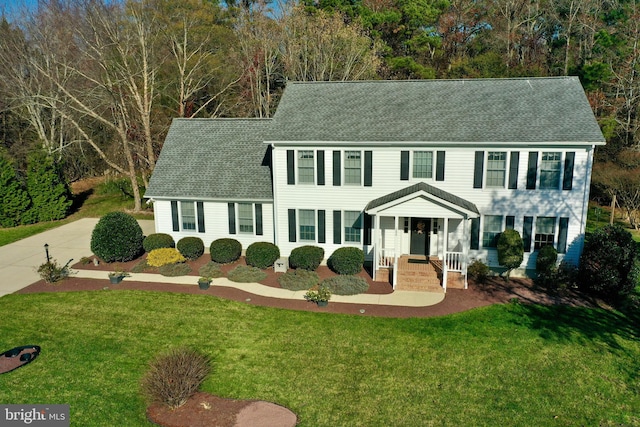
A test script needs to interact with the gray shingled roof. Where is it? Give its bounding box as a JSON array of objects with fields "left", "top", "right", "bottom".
[
  {"left": 145, "top": 118, "right": 273, "bottom": 200},
  {"left": 365, "top": 182, "right": 480, "bottom": 215},
  {"left": 268, "top": 77, "right": 606, "bottom": 143}
]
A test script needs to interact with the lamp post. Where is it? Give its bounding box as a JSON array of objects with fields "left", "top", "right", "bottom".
[{"left": 44, "top": 243, "right": 50, "bottom": 263}]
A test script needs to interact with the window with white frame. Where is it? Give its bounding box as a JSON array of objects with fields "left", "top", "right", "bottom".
[
  {"left": 298, "top": 150, "right": 314, "bottom": 183},
  {"left": 482, "top": 215, "right": 503, "bottom": 248},
  {"left": 540, "top": 152, "right": 561, "bottom": 189},
  {"left": 413, "top": 151, "right": 433, "bottom": 179},
  {"left": 344, "top": 151, "right": 361, "bottom": 185},
  {"left": 238, "top": 203, "right": 254, "bottom": 233},
  {"left": 299, "top": 209, "right": 316, "bottom": 241},
  {"left": 486, "top": 152, "right": 507, "bottom": 187},
  {"left": 180, "top": 201, "right": 196, "bottom": 231},
  {"left": 534, "top": 217, "right": 556, "bottom": 249},
  {"left": 344, "top": 211, "right": 362, "bottom": 243}
]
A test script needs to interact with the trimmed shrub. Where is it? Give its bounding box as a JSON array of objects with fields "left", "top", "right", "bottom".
[
  {"left": 158, "top": 263, "right": 191, "bottom": 277},
  {"left": 245, "top": 242, "right": 280, "bottom": 269},
  {"left": 496, "top": 229, "right": 523, "bottom": 280},
  {"left": 198, "top": 262, "right": 224, "bottom": 279},
  {"left": 579, "top": 224, "right": 639, "bottom": 300},
  {"left": 143, "top": 233, "right": 175, "bottom": 253},
  {"left": 327, "top": 247, "right": 364, "bottom": 275},
  {"left": 91, "top": 212, "right": 144, "bottom": 263},
  {"left": 321, "top": 275, "right": 369, "bottom": 295},
  {"left": 210, "top": 238, "right": 242, "bottom": 263},
  {"left": 228, "top": 265, "right": 267, "bottom": 283},
  {"left": 141, "top": 347, "right": 211, "bottom": 409},
  {"left": 289, "top": 245, "right": 324, "bottom": 271},
  {"left": 278, "top": 269, "right": 319, "bottom": 291},
  {"left": 535, "top": 245, "right": 558, "bottom": 287},
  {"left": 147, "top": 248, "right": 186, "bottom": 267},
  {"left": 468, "top": 259, "right": 490, "bottom": 283},
  {"left": 177, "top": 237, "right": 204, "bottom": 260}
]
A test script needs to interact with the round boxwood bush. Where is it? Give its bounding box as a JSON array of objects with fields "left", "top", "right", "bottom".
[
  {"left": 143, "top": 233, "right": 175, "bottom": 253},
  {"left": 177, "top": 237, "right": 204, "bottom": 260},
  {"left": 278, "top": 269, "right": 319, "bottom": 291},
  {"left": 327, "top": 247, "right": 364, "bottom": 275},
  {"left": 210, "top": 238, "right": 242, "bottom": 263},
  {"left": 91, "top": 212, "right": 144, "bottom": 263},
  {"left": 289, "top": 245, "right": 324, "bottom": 271},
  {"left": 245, "top": 242, "right": 280, "bottom": 269},
  {"left": 321, "top": 275, "right": 369, "bottom": 295}
]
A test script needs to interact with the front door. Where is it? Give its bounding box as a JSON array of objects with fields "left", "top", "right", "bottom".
[{"left": 410, "top": 218, "right": 431, "bottom": 256}]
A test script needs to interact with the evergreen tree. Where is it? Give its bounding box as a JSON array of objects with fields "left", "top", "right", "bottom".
[
  {"left": 26, "top": 150, "right": 72, "bottom": 222},
  {"left": 0, "top": 151, "right": 32, "bottom": 227}
]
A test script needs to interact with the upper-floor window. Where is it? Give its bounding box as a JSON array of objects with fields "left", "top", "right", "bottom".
[
  {"left": 344, "top": 211, "right": 362, "bottom": 243},
  {"left": 299, "top": 209, "right": 316, "bottom": 241},
  {"left": 180, "top": 201, "right": 196, "bottom": 231},
  {"left": 540, "top": 152, "right": 561, "bottom": 189},
  {"left": 534, "top": 216, "right": 555, "bottom": 249},
  {"left": 344, "top": 151, "right": 361, "bottom": 185},
  {"left": 413, "top": 151, "right": 433, "bottom": 179},
  {"left": 298, "top": 150, "right": 314, "bottom": 184},
  {"left": 482, "top": 215, "right": 503, "bottom": 248},
  {"left": 238, "top": 203, "right": 254, "bottom": 233},
  {"left": 486, "top": 152, "right": 507, "bottom": 187}
]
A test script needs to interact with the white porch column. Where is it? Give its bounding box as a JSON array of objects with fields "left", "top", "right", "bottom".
[
  {"left": 393, "top": 215, "right": 399, "bottom": 289},
  {"left": 442, "top": 217, "right": 449, "bottom": 292},
  {"left": 462, "top": 216, "right": 470, "bottom": 289},
  {"left": 373, "top": 214, "right": 379, "bottom": 281}
]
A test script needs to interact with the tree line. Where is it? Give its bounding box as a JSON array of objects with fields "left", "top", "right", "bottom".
[{"left": 0, "top": 0, "right": 639, "bottom": 220}]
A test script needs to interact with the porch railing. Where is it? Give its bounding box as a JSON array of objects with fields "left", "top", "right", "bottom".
[
  {"left": 444, "top": 251, "right": 464, "bottom": 272},
  {"left": 377, "top": 248, "right": 395, "bottom": 268}
]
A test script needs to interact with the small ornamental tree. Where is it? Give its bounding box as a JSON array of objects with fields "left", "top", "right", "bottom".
[
  {"left": 0, "top": 151, "right": 32, "bottom": 227},
  {"left": 496, "top": 229, "right": 524, "bottom": 281},
  {"left": 579, "top": 224, "right": 639, "bottom": 300},
  {"left": 91, "top": 212, "right": 144, "bottom": 262},
  {"left": 25, "top": 150, "right": 72, "bottom": 222}
]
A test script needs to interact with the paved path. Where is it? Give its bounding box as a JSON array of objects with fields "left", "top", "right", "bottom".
[{"left": 0, "top": 219, "right": 445, "bottom": 307}]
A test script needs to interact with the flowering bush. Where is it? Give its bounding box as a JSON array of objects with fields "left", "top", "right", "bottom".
[{"left": 147, "top": 248, "right": 186, "bottom": 267}]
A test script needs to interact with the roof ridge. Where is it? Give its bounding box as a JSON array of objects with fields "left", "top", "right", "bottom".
[{"left": 287, "top": 76, "right": 577, "bottom": 85}]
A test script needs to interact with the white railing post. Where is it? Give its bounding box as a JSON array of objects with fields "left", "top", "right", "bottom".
[{"left": 443, "top": 254, "right": 448, "bottom": 292}]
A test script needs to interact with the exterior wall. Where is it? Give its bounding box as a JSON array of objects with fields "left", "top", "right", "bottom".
[
  {"left": 271, "top": 144, "right": 593, "bottom": 268},
  {"left": 153, "top": 199, "right": 275, "bottom": 252}
]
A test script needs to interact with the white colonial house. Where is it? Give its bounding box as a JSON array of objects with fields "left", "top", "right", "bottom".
[{"left": 145, "top": 77, "right": 605, "bottom": 292}]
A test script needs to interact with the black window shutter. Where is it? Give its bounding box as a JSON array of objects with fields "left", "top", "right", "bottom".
[
  {"left": 505, "top": 215, "right": 515, "bottom": 230},
  {"left": 333, "top": 151, "right": 341, "bottom": 186},
  {"left": 171, "top": 201, "right": 180, "bottom": 232},
  {"left": 508, "top": 152, "right": 519, "bottom": 189},
  {"left": 401, "top": 151, "right": 409, "bottom": 180},
  {"left": 333, "top": 210, "right": 341, "bottom": 244},
  {"left": 473, "top": 151, "right": 484, "bottom": 188},
  {"left": 436, "top": 151, "right": 445, "bottom": 181},
  {"left": 558, "top": 217, "right": 569, "bottom": 253},
  {"left": 287, "top": 150, "right": 295, "bottom": 185},
  {"left": 317, "top": 150, "right": 325, "bottom": 186},
  {"left": 255, "top": 204, "right": 263, "bottom": 236},
  {"left": 363, "top": 213, "right": 372, "bottom": 245},
  {"left": 228, "top": 203, "right": 236, "bottom": 234},
  {"left": 364, "top": 151, "right": 372, "bottom": 186},
  {"left": 470, "top": 217, "right": 480, "bottom": 250},
  {"left": 526, "top": 152, "right": 538, "bottom": 190},
  {"left": 563, "top": 152, "right": 575, "bottom": 190},
  {"left": 318, "top": 210, "right": 326, "bottom": 243},
  {"left": 197, "top": 201, "right": 205, "bottom": 233},
  {"left": 288, "top": 209, "right": 296, "bottom": 242},
  {"left": 523, "top": 216, "right": 533, "bottom": 252}
]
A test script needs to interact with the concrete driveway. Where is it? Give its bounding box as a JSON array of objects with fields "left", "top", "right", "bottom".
[{"left": 0, "top": 218, "right": 155, "bottom": 298}]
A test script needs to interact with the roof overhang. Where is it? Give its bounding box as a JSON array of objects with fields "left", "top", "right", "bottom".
[
  {"left": 365, "top": 182, "right": 480, "bottom": 219},
  {"left": 264, "top": 140, "right": 605, "bottom": 147}
]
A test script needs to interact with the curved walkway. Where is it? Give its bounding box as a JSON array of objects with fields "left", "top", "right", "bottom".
[{"left": 1, "top": 218, "right": 444, "bottom": 307}]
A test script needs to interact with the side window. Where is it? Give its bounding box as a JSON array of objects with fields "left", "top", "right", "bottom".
[
  {"left": 180, "top": 201, "right": 196, "bottom": 231},
  {"left": 482, "top": 215, "right": 503, "bottom": 248},
  {"left": 238, "top": 203, "right": 254, "bottom": 233},
  {"left": 486, "top": 152, "right": 507, "bottom": 187}
]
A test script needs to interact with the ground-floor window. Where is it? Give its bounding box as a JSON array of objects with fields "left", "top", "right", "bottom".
[
  {"left": 171, "top": 200, "right": 205, "bottom": 233},
  {"left": 299, "top": 209, "right": 316, "bottom": 241},
  {"left": 482, "top": 215, "right": 503, "bottom": 248},
  {"left": 238, "top": 203, "right": 254, "bottom": 233},
  {"left": 344, "top": 211, "right": 362, "bottom": 243},
  {"left": 534, "top": 216, "right": 556, "bottom": 249},
  {"left": 180, "top": 201, "right": 196, "bottom": 231}
]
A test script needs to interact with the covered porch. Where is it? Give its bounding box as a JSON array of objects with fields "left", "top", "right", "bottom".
[{"left": 365, "top": 183, "right": 479, "bottom": 293}]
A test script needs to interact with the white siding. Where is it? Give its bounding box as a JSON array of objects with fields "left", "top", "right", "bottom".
[
  {"left": 272, "top": 145, "right": 593, "bottom": 269},
  {"left": 152, "top": 199, "right": 274, "bottom": 253}
]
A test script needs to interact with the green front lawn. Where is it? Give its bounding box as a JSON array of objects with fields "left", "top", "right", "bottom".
[{"left": 1, "top": 291, "right": 638, "bottom": 426}]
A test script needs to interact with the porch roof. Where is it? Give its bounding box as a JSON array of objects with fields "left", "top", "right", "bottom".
[{"left": 364, "top": 182, "right": 480, "bottom": 217}]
